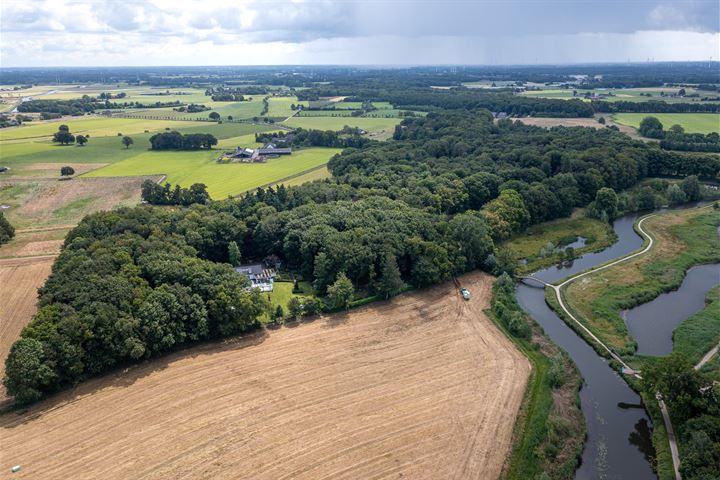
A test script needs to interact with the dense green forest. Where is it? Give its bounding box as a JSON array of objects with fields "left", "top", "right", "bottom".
[{"left": 6, "top": 108, "right": 718, "bottom": 404}]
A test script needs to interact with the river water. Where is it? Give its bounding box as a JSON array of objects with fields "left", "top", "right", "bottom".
[
  {"left": 516, "top": 214, "right": 657, "bottom": 479},
  {"left": 624, "top": 263, "right": 720, "bottom": 356}
]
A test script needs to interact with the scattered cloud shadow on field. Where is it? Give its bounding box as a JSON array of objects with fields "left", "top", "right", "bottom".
[{"left": 0, "top": 328, "right": 270, "bottom": 429}]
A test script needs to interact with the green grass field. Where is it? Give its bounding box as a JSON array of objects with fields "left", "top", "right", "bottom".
[
  {"left": 84, "top": 147, "right": 340, "bottom": 198},
  {"left": 0, "top": 117, "right": 207, "bottom": 141},
  {"left": 284, "top": 115, "right": 401, "bottom": 135},
  {"left": 267, "top": 97, "right": 308, "bottom": 118},
  {"left": 612, "top": 113, "right": 720, "bottom": 134},
  {"left": 521, "top": 87, "right": 717, "bottom": 104},
  {"left": 0, "top": 120, "right": 272, "bottom": 176}
]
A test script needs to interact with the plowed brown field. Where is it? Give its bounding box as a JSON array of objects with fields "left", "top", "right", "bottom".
[{"left": 0, "top": 272, "right": 530, "bottom": 480}]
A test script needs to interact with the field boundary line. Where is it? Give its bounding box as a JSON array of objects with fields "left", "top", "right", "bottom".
[{"left": 233, "top": 163, "right": 330, "bottom": 197}]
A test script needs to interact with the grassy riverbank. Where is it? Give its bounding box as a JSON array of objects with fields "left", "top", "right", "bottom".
[
  {"left": 560, "top": 207, "right": 720, "bottom": 356},
  {"left": 491, "top": 276, "right": 584, "bottom": 480},
  {"left": 550, "top": 206, "right": 720, "bottom": 480},
  {"left": 672, "top": 286, "right": 720, "bottom": 372},
  {"left": 503, "top": 215, "right": 615, "bottom": 274}
]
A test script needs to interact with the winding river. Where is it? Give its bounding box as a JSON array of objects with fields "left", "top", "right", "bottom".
[{"left": 516, "top": 214, "right": 661, "bottom": 479}]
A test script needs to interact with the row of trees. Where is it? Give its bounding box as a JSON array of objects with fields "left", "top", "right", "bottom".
[
  {"left": 593, "top": 100, "right": 720, "bottom": 114},
  {"left": 18, "top": 96, "right": 184, "bottom": 116},
  {"left": 141, "top": 180, "right": 211, "bottom": 206},
  {"left": 149, "top": 131, "right": 218, "bottom": 150},
  {"left": 639, "top": 117, "right": 720, "bottom": 152}
]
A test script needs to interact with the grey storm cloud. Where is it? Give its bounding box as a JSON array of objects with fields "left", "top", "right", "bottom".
[
  {"left": 1, "top": 0, "right": 718, "bottom": 66},
  {"left": 3, "top": 0, "right": 719, "bottom": 40}
]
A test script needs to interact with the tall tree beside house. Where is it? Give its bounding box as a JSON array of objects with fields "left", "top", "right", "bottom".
[
  {"left": 228, "top": 241, "right": 241, "bottom": 266},
  {"left": 0, "top": 211, "right": 15, "bottom": 245},
  {"left": 327, "top": 272, "right": 354, "bottom": 310}
]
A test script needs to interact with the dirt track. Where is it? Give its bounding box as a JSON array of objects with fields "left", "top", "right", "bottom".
[{"left": 0, "top": 272, "right": 530, "bottom": 480}]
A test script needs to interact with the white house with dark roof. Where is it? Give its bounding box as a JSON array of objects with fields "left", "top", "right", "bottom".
[{"left": 235, "top": 263, "right": 276, "bottom": 292}]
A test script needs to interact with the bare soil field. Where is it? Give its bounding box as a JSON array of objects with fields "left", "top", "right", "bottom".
[
  {"left": 0, "top": 257, "right": 55, "bottom": 402},
  {"left": 0, "top": 176, "right": 160, "bottom": 229},
  {"left": 0, "top": 272, "right": 530, "bottom": 480},
  {"left": 516, "top": 117, "right": 640, "bottom": 138}
]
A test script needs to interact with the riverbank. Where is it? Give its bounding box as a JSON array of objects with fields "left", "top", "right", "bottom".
[
  {"left": 560, "top": 207, "right": 720, "bottom": 357},
  {"left": 490, "top": 275, "right": 584, "bottom": 480},
  {"left": 503, "top": 216, "right": 616, "bottom": 275},
  {"left": 549, "top": 205, "right": 720, "bottom": 479}
]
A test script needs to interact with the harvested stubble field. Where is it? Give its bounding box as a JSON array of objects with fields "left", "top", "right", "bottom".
[
  {"left": 516, "top": 116, "right": 638, "bottom": 137},
  {"left": 0, "top": 256, "right": 55, "bottom": 402},
  {"left": 0, "top": 271, "right": 530, "bottom": 480}
]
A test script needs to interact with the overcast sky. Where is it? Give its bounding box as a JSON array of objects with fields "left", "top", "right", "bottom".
[{"left": 1, "top": 0, "right": 718, "bottom": 67}]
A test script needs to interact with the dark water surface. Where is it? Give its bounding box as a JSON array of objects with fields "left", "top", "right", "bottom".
[
  {"left": 516, "top": 213, "right": 657, "bottom": 480},
  {"left": 624, "top": 264, "right": 720, "bottom": 356}
]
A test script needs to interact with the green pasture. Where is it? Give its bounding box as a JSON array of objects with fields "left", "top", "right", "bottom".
[
  {"left": 267, "top": 97, "right": 307, "bottom": 118},
  {"left": 611, "top": 113, "right": 720, "bottom": 134},
  {"left": 0, "top": 116, "right": 207, "bottom": 141},
  {"left": 284, "top": 115, "right": 401, "bottom": 134},
  {"left": 521, "top": 87, "right": 717, "bottom": 104},
  {"left": 84, "top": 147, "right": 341, "bottom": 198},
  {"left": 0, "top": 120, "right": 272, "bottom": 176}
]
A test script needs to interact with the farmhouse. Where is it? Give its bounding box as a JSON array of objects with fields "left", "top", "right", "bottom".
[
  {"left": 235, "top": 263, "right": 276, "bottom": 292},
  {"left": 219, "top": 143, "right": 292, "bottom": 163}
]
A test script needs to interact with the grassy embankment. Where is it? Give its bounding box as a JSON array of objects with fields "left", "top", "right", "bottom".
[
  {"left": 559, "top": 208, "right": 720, "bottom": 357},
  {"left": 550, "top": 207, "right": 720, "bottom": 480},
  {"left": 503, "top": 215, "right": 615, "bottom": 274},
  {"left": 495, "top": 214, "right": 616, "bottom": 479},
  {"left": 611, "top": 113, "right": 720, "bottom": 134},
  {"left": 672, "top": 286, "right": 720, "bottom": 376},
  {"left": 490, "top": 276, "right": 584, "bottom": 480}
]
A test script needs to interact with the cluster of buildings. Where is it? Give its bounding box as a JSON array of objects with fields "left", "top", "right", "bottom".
[{"left": 220, "top": 142, "right": 292, "bottom": 163}]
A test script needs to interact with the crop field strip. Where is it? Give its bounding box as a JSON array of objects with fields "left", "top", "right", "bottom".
[
  {"left": 611, "top": 113, "right": 720, "bottom": 134},
  {"left": 0, "top": 272, "right": 530, "bottom": 480}
]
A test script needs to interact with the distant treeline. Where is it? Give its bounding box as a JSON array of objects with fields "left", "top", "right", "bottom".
[
  {"left": 18, "top": 96, "right": 184, "bottom": 116},
  {"left": 299, "top": 88, "right": 596, "bottom": 117},
  {"left": 149, "top": 131, "right": 218, "bottom": 150},
  {"left": 593, "top": 100, "right": 720, "bottom": 114},
  {"left": 256, "top": 127, "right": 371, "bottom": 148}
]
